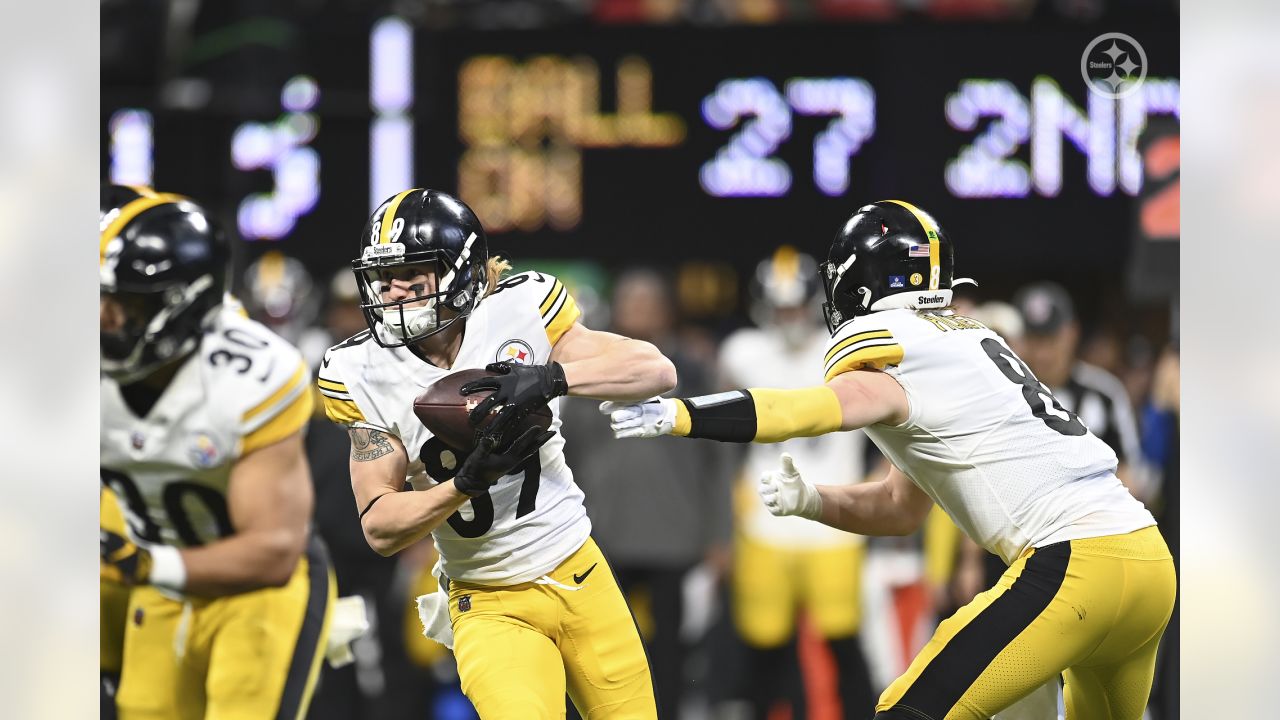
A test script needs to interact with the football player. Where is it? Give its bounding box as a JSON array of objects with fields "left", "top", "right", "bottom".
[
  {"left": 317, "top": 188, "right": 676, "bottom": 718},
  {"left": 719, "top": 246, "right": 875, "bottom": 718},
  {"left": 604, "top": 200, "right": 1175, "bottom": 720},
  {"left": 100, "top": 189, "right": 335, "bottom": 719}
]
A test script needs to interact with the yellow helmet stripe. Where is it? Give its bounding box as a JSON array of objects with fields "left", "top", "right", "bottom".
[
  {"left": 257, "top": 251, "right": 286, "bottom": 287},
  {"left": 100, "top": 195, "right": 180, "bottom": 265},
  {"left": 884, "top": 199, "right": 942, "bottom": 291},
  {"left": 123, "top": 184, "right": 159, "bottom": 198},
  {"left": 772, "top": 245, "right": 799, "bottom": 285},
  {"left": 379, "top": 188, "right": 419, "bottom": 244}
]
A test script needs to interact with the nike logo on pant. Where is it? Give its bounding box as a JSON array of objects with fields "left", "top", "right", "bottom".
[{"left": 573, "top": 563, "right": 597, "bottom": 584}]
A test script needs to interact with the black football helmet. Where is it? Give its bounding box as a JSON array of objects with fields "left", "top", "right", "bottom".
[
  {"left": 353, "top": 188, "right": 489, "bottom": 348},
  {"left": 100, "top": 186, "right": 229, "bottom": 382},
  {"left": 819, "top": 200, "right": 972, "bottom": 332}
]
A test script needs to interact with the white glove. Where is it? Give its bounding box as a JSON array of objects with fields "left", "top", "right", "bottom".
[
  {"left": 599, "top": 398, "right": 678, "bottom": 439},
  {"left": 758, "top": 453, "right": 823, "bottom": 520}
]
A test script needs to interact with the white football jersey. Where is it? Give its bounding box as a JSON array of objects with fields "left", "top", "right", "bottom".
[
  {"left": 823, "top": 308, "right": 1155, "bottom": 565},
  {"left": 721, "top": 326, "right": 866, "bottom": 548},
  {"left": 318, "top": 272, "right": 591, "bottom": 586},
  {"left": 100, "top": 308, "right": 313, "bottom": 548}
]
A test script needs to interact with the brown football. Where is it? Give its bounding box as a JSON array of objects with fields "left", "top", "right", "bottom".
[{"left": 412, "top": 368, "right": 553, "bottom": 451}]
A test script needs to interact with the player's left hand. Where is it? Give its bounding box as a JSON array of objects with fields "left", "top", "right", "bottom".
[
  {"left": 461, "top": 361, "right": 569, "bottom": 435},
  {"left": 453, "top": 426, "right": 557, "bottom": 497},
  {"left": 758, "top": 453, "right": 823, "bottom": 520},
  {"left": 101, "top": 526, "right": 152, "bottom": 586},
  {"left": 599, "top": 397, "right": 677, "bottom": 439}
]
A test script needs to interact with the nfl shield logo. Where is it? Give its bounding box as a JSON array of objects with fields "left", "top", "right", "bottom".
[{"left": 458, "top": 595, "right": 472, "bottom": 612}]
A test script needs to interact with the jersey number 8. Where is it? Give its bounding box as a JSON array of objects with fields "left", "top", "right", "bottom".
[{"left": 981, "top": 338, "right": 1087, "bottom": 437}]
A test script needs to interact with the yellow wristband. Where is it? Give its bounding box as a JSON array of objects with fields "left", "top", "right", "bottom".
[{"left": 672, "top": 399, "right": 692, "bottom": 437}]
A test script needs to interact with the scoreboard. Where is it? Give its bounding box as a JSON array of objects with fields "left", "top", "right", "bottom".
[{"left": 102, "top": 21, "right": 1178, "bottom": 283}]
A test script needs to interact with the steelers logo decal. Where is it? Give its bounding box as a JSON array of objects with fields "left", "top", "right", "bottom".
[
  {"left": 188, "top": 433, "right": 221, "bottom": 468},
  {"left": 909, "top": 272, "right": 923, "bottom": 286},
  {"left": 495, "top": 339, "right": 535, "bottom": 366}
]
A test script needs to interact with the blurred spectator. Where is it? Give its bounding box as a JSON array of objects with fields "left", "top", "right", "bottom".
[
  {"left": 1013, "top": 282, "right": 1147, "bottom": 501},
  {"left": 716, "top": 248, "right": 875, "bottom": 719},
  {"left": 559, "top": 268, "right": 733, "bottom": 720}
]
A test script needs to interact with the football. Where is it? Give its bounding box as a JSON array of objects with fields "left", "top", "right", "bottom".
[{"left": 412, "top": 367, "right": 553, "bottom": 451}]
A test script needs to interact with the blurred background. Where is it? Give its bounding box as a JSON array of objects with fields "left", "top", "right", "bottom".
[{"left": 101, "top": 1, "right": 1179, "bottom": 719}]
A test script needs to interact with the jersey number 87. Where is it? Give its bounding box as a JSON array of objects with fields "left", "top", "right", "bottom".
[{"left": 419, "top": 437, "right": 541, "bottom": 538}]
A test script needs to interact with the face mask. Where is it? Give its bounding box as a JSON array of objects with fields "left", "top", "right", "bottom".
[{"left": 380, "top": 301, "right": 437, "bottom": 339}]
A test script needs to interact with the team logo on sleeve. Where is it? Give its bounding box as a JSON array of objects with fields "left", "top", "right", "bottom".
[
  {"left": 495, "top": 339, "right": 535, "bottom": 366},
  {"left": 188, "top": 433, "right": 222, "bottom": 468}
]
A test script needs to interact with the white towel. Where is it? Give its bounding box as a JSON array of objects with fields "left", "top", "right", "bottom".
[
  {"left": 416, "top": 590, "right": 454, "bottom": 649},
  {"left": 325, "top": 595, "right": 371, "bottom": 668}
]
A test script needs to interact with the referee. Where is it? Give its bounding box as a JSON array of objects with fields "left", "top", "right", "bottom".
[{"left": 1012, "top": 282, "right": 1145, "bottom": 499}]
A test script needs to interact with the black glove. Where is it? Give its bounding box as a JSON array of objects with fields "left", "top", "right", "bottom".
[
  {"left": 452, "top": 426, "right": 556, "bottom": 497},
  {"left": 101, "top": 526, "right": 151, "bottom": 586},
  {"left": 461, "top": 361, "right": 569, "bottom": 435}
]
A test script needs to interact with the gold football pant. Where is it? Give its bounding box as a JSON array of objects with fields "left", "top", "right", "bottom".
[
  {"left": 732, "top": 534, "right": 864, "bottom": 647},
  {"left": 116, "top": 538, "right": 335, "bottom": 720},
  {"left": 876, "top": 526, "right": 1176, "bottom": 720},
  {"left": 447, "top": 536, "right": 657, "bottom": 719},
  {"left": 102, "top": 486, "right": 131, "bottom": 674}
]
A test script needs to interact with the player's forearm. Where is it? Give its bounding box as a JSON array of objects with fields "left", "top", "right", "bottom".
[
  {"left": 815, "top": 480, "right": 926, "bottom": 537},
  {"left": 177, "top": 527, "right": 306, "bottom": 597},
  {"left": 359, "top": 483, "right": 471, "bottom": 557},
  {"left": 671, "top": 387, "right": 844, "bottom": 443},
  {"left": 561, "top": 338, "right": 677, "bottom": 401}
]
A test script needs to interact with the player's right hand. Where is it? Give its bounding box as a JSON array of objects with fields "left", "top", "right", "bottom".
[
  {"left": 599, "top": 398, "right": 677, "bottom": 439},
  {"left": 453, "top": 426, "right": 556, "bottom": 497},
  {"left": 101, "top": 526, "right": 152, "bottom": 586},
  {"left": 758, "top": 453, "right": 823, "bottom": 520}
]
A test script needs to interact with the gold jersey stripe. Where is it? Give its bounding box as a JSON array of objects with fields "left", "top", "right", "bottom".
[
  {"left": 243, "top": 360, "right": 308, "bottom": 423},
  {"left": 545, "top": 291, "right": 581, "bottom": 346},
  {"left": 316, "top": 377, "right": 348, "bottom": 392},
  {"left": 242, "top": 388, "right": 314, "bottom": 454},
  {"left": 885, "top": 199, "right": 942, "bottom": 291},
  {"left": 824, "top": 330, "right": 893, "bottom": 365},
  {"left": 321, "top": 394, "right": 366, "bottom": 425},
  {"left": 379, "top": 189, "right": 419, "bottom": 244},
  {"left": 539, "top": 280, "right": 566, "bottom": 317},
  {"left": 824, "top": 343, "right": 905, "bottom": 382},
  {"left": 100, "top": 195, "right": 180, "bottom": 265}
]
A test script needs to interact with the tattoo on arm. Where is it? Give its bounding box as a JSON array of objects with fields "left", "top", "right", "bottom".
[{"left": 350, "top": 428, "right": 395, "bottom": 462}]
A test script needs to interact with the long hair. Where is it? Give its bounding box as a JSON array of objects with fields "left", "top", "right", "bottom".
[{"left": 484, "top": 256, "right": 512, "bottom": 296}]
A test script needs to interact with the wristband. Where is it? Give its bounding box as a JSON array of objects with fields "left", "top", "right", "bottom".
[
  {"left": 546, "top": 361, "right": 569, "bottom": 398},
  {"left": 148, "top": 544, "right": 187, "bottom": 592}
]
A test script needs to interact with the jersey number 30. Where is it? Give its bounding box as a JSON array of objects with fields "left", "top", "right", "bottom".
[
  {"left": 419, "top": 437, "right": 541, "bottom": 538},
  {"left": 981, "top": 338, "right": 1087, "bottom": 436}
]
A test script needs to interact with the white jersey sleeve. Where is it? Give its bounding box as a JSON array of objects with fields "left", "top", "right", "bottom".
[
  {"left": 212, "top": 313, "right": 315, "bottom": 455},
  {"left": 826, "top": 309, "right": 1154, "bottom": 564}
]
